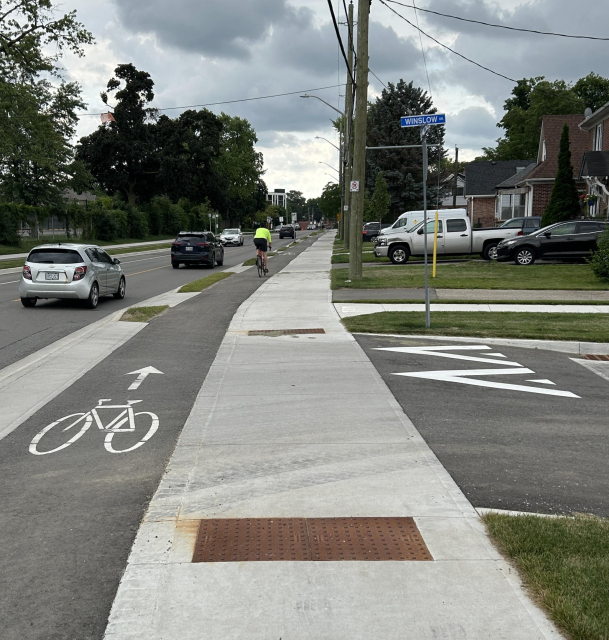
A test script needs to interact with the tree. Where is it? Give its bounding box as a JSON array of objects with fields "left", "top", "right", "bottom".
[
  {"left": 366, "top": 80, "right": 445, "bottom": 218},
  {"left": 317, "top": 182, "right": 341, "bottom": 221},
  {"left": 286, "top": 189, "right": 306, "bottom": 219},
  {"left": 77, "top": 64, "right": 159, "bottom": 207},
  {"left": 369, "top": 172, "right": 390, "bottom": 223},
  {"left": 573, "top": 72, "right": 609, "bottom": 113},
  {"left": 542, "top": 124, "right": 580, "bottom": 226}
]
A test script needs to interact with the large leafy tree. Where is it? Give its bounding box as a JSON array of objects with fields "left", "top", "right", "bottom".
[
  {"left": 0, "top": 1, "right": 92, "bottom": 210},
  {"left": 542, "top": 124, "right": 580, "bottom": 226},
  {"left": 317, "top": 182, "right": 341, "bottom": 221},
  {"left": 77, "top": 64, "right": 159, "bottom": 207},
  {"left": 478, "top": 74, "right": 609, "bottom": 161},
  {"left": 286, "top": 189, "right": 306, "bottom": 219},
  {"left": 366, "top": 80, "right": 445, "bottom": 218}
]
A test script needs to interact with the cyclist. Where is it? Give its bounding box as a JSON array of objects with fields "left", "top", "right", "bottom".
[{"left": 253, "top": 226, "right": 272, "bottom": 273}]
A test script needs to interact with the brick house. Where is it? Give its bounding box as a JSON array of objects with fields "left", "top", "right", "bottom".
[
  {"left": 464, "top": 160, "right": 533, "bottom": 227},
  {"left": 579, "top": 102, "right": 609, "bottom": 218}
]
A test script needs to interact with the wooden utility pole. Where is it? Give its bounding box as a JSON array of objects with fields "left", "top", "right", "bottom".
[
  {"left": 349, "top": 0, "right": 370, "bottom": 280},
  {"left": 342, "top": 0, "right": 355, "bottom": 250},
  {"left": 452, "top": 145, "right": 459, "bottom": 208}
]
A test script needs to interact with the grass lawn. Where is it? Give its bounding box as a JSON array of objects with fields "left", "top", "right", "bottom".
[
  {"left": 177, "top": 271, "right": 233, "bottom": 293},
  {"left": 483, "top": 513, "right": 609, "bottom": 640},
  {"left": 0, "top": 234, "right": 175, "bottom": 256},
  {"left": 332, "top": 262, "right": 609, "bottom": 291},
  {"left": 342, "top": 311, "right": 609, "bottom": 342},
  {"left": 338, "top": 298, "right": 609, "bottom": 305},
  {"left": 120, "top": 305, "right": 169, "bottom": 323}
]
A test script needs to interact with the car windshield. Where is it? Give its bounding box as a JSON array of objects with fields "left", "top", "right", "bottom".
[
  {"left": 223, "top": 229, "right": 239, "bottom": 234},
  {"left": 530, "top": 223, "right": 564, "bottom": 237},
  {"left": 407, "top": 222, "right": 423, "bottom": 232},
  {"left": 27, "top": 249, "right": 83, "bottom": 264}
]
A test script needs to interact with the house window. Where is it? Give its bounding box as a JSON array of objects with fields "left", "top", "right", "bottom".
[
  {"left": 542, "top": 140, "right": 546, "bottom": 161},
  {"left": 594, "top": 123, "right": 603, "bottom": 151},
  {"left": 456, "top": 187, "right": 464, "bottom": 196},
  {"left": 500, "top": 194, "right": 526, "bottom": 220}
]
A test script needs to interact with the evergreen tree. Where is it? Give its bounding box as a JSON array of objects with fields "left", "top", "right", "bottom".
[
  {"left": 542, "top": 124, "right": 580, "bottom": 226},
  {"left": 369, "top": 172, "right": 390, "bottom": 223}
]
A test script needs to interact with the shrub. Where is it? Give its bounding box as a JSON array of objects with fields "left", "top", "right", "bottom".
[
  {"left": 92, "top": 209, "right": 119, "bottom": 241},
  {"left": 589, "top": 229, "right": 609, "bottom": 281},
  {"left": 0, "top": 203, "right": 21, "bottom": 245},
  {"left": 126, "top": 207, "right": 149, "bottom": 239}
]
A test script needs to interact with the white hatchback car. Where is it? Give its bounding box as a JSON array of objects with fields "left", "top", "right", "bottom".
[
  {"left": 219, "top": 228, "right": 244, "bottom": 246},
  {"left": 19, "top": 243, "right": 126, "bottom": 309}
]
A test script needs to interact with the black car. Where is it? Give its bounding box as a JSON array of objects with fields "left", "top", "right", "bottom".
[
  {"left": 497, "top": 216, "right": 542, "bottom": 235},
  {"left": 496, "top": 220, "right": 608, "bottom": 265},
  {"left": 279, "top": 225, "right": 295, "bottom": 239},
  {"left": 363, "top": 222, "right": 392, "bottom": 242},
  {"left": 171, "top": 231, "right": 224, "bottom": 268}
]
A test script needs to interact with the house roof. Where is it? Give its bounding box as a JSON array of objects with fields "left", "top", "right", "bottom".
[
  {"left": 464, "top": 160, "right": 534, "bottom": 196},
  {"left": 579, "top": 102, "right": 609, "bottom": 131},
  {"left": 579, "top": 151, "right": 609, "bottom": 178},
  {"left": 496, "top": 163, "right": 536, "bottom": 188},
  {"left": 523, "top": 114, "right": 589, "bottom": 182}
]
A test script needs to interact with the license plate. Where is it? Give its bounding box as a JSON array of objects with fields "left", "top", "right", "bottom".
[
  {"left": 185, "top": 247, "right": 194, "bottom": 251},
  {"left": 45, "top": 272, "right": 60, "bottom": 280}
]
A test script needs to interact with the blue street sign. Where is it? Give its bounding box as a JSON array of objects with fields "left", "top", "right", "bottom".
[{"left": 401, "top": 113, "right": 446, "bottom": 128}]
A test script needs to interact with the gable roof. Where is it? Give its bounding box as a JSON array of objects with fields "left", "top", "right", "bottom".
[
  {"left": 524, "top": 114, "right": 589, "bottom": 181},
  {"left": 496, "top": 163, "right": 536, "bottom": 189},
  {"left": 580, "top": 151, "right": 609, "bottom": 178},
  {"left": 464, "top": 160, "right": 534, "bottom": 196}
]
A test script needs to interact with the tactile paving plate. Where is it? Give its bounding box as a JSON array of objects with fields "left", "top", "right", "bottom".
[
  {"left": 192, "top": 517, "right": 432, "bottom": 562},
  {"left": 248, "top": 328, "right": 325, "bottom": 336},
  {"left": 583, "top": 354, "right": 609, "bottom": 361}
]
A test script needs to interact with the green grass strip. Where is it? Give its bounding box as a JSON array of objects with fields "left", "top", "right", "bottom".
[
  {"left": 0, "top": 259, "right": 26, "bottom": 270},
  {"left": 242, "top": 258, "right": 256, "bottom": 266},
  {"left": 483, "top": 513, "right": 609, "bottom": 640},
  {"left": 342, "top": 310, "right": 609, "bottom": 343},
  {"left": 120, "top": 305, "right": 169, "bottom": 323},
  {"left": 332, "top": 262, "right": 609, "bottom": 291},
  {"left": 178, "top": 271, "right": 233, "bottom": 293},
  {"left": 107, "top": 242, "right": 171, "bottom": 256},
  {"left": 338, "top": 299, "right": 609, "bottom": 305}
]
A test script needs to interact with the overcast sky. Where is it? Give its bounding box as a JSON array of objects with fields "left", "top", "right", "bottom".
[{"left": 59, "top": 0, "right": 609, "bottom": 199}]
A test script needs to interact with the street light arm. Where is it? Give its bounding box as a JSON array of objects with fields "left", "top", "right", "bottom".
[
  {"left": 324, "top": 173, "right": 339, "bottom": 182},
  {"left": 301, "top": 94, "right": 345, "bottom": 117},
  {"left": 319, "top": 161, "right": 339, "bottom": 173},
  {"left": 315, "top": 136, "right": 340, "bottom": 151}
]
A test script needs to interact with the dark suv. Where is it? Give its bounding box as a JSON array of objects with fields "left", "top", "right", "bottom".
[
  {"left": 171, "top": 232, "right": 224, "bottom": 269},
  {"left": 363, "top": 222, "right": 392, "bottom": 242},
  {"left": 279, "top": 225, "right": 295, "bottom": 239},
  {"left": 497, "top": 220, "right": 608, "bottom": 265}
]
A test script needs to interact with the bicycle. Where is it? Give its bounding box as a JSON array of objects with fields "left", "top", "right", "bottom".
[
  {"left": 255, "top": 246, "right": 270, "bottom": 277},
  {"left": 29, "top": 399, "right": 159, "bottom": 456}
]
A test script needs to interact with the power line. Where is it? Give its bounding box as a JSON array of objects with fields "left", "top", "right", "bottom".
[
  {"left": 378, "top": 0, "right": 517, "bottom": 83},
  {"left": 411, "top": 0, "right": 433, "bottom": 98},
  {"left": 384, "top": 0, "right": 609, "bottom": 41},
  {"left": 73, "top": 84, "right": 344, "bottom": 117},
  {"left": 326, "top": 0, "right": 357, "bottom": 88},
  {"left": 369, "top": 68, "right": 387, "bottom": 88}
]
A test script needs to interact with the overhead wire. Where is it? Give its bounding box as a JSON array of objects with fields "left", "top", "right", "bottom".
[
  {"left": 326, "top": 0, "right": 357, "bottom": 88},
  {"left": 384, "top": 0, "right": 609, "bottom": 41}
]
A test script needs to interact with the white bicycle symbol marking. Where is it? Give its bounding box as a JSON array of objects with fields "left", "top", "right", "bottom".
[{"left": 29, "top": 399, "right": 159, "bottom": 455}]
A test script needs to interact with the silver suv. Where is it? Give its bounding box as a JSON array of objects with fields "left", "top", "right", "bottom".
[{"left": 19, "top": 243, "right": 126, "bottom": 309}]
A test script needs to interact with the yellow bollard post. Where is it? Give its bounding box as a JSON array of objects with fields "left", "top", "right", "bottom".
[{"left": 432, "top": 210, "right": 439, "bottom": 278}]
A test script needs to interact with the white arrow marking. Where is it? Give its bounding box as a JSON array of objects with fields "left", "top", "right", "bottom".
[
  {"left": 393, "top": 368, "right": 579, "bottom": 398},
  {"left": 126, "top": 366, "right": 164, "bottom": 391},
  {"left": 374, "top": 345, "right": 523, "bottom": 367},
  {"left": 526, "top": 379, "right": 556, "bottom": 385}
]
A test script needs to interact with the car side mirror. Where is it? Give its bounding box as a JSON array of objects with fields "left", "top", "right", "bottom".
[
  {"left": 113, "top": 258, "right": 121, "bottom": 264},
  {"left": 544, "top": 231, "right": 551, "bottom": 238},
  {"left": 417, "top": 228, "right": 424, "bottom": 235}
]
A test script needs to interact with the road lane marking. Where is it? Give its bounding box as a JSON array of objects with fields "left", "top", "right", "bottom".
[
  {"left": 0, "top": 280, "right": 19, "bottom": 285},
  {"left": 127, "top": 265, "right": 171, "bottom": 276},
  {"left": 375, "top": 344, "right": 522, "bottom": 367}
]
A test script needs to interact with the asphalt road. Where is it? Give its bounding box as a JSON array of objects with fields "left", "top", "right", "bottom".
[
  {"left": 0, "top": 233, "right": 303, "bottom": 369},
  {"left": 0, "top": 234, "right": 319, "bottom": 640},
  {"left": 355, "top": 334, "right": 609, "bottom": 517}
]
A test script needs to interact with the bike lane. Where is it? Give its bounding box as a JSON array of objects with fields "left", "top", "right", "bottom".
[{"left": 0, "top": 238, "right": 318, "bottom": 640}]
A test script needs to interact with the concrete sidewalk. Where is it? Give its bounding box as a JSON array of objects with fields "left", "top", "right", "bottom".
[{"left": 105, "top": 232, "right": 562, "bottom": 639}]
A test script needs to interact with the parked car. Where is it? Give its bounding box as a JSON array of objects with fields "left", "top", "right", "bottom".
[
  {"left": 307, "top": 224, "right": 316, "bottom": 230},
  {"left": 274, "top": 225, "right": 282, "bottom": 233},
  {"left": 497, "top": 216, "right": 542, "bottom": 235},
  {"left": 279, "top": 225, "right": 295, "bottom": 239},
  {"left": 171, "top": 232, "right": 224, "bottom": 269},
  {"left": 496, "top": 220, "right": 609, "bottom": 265},
  {"left": 379, "top": 209, "right": 468, "bottom": 237},
  {"left": 19, "top": 243, "right": 125, "bottom": 309},
  {"left": 363, "top": 222, "right": 392, "bottom": 242},
  {"left": 374, "top": 215, "right": 525, "bottom": 263},
  {"left": 219, "top": 228, "right": 244, "bottom": 246}
]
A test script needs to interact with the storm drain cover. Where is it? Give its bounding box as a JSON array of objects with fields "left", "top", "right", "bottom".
[
  {"left": 248, "top": 328, "right": 325, "bottom": 336},
  {"left": 583, "top": 354, "right": 609, "bottom": 361},
  {"left": 192, "top": 517, "right": 432, "bottom": 562}
]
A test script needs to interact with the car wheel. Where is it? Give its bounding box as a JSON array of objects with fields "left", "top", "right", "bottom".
[
  {"left": 217, "top": 250, "right": 224, "bottom": 266},
  {"left": 482, "top": 242, "right": 499, "bottom": 261},
  {"left": 514, "top": 247, "right": 536, "bottom": 265},
  {"left": 21, "top": 297, "right": 37, "bottom": 307},
  {"left": 208, "top": 253, "right": 216, "bottom": 269},
  {"left": 389, "top": 244, "right": 410, "bottom": 265},
  {"left": 113, "top": 276, "right": 126, "bottom": 300},
  {"left": 171, "top": 261, "right": 180, "bottom": 269},
  {"left": 85, "top": 282, "right": 99, "bottom": 309}
]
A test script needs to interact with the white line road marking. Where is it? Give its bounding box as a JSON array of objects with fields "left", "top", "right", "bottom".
[
  {"left": 126, "top": 366, "right": 164, "bottom": 390},
  {"left": 374, "top": 345, "right": 523, "bottom": 367},
  {"left": 0, "top": 280, "right": 19, "bottom": 286},
  {"left": 526, "top": 379, "right": 556, "bottom": 385},
  {"left": 487, "top": 353, "right": 506, "bottom": 357},
  {"left": 570, "top": 358, "right": 609, "bottom": 382},
  {"left": 393, "top": 368, "right": 580, "bottom": 398}
]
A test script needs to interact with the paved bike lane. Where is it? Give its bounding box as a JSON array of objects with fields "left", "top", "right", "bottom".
[{"left": 0, "top": 239, "right": 317, "bottom": 640}]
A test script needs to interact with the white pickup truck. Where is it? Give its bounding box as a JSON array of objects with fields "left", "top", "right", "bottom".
[{"left": 374, "top": 215, "right": 525, "bottom": 263}]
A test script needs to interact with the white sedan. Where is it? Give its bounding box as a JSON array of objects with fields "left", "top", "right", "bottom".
[{"left": 219, "top": 228, "right": 244, "bottom": 246}]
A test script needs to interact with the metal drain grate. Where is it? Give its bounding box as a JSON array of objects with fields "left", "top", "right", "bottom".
[
  {"left": 248, "top": 328, "right": 325, "bottom": 336},
  {"left": 192, "top": 517, "right": 432, "bottom": 562},
  {"left": 583, "top": 354, "right": 609, "bottom": 361}
]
